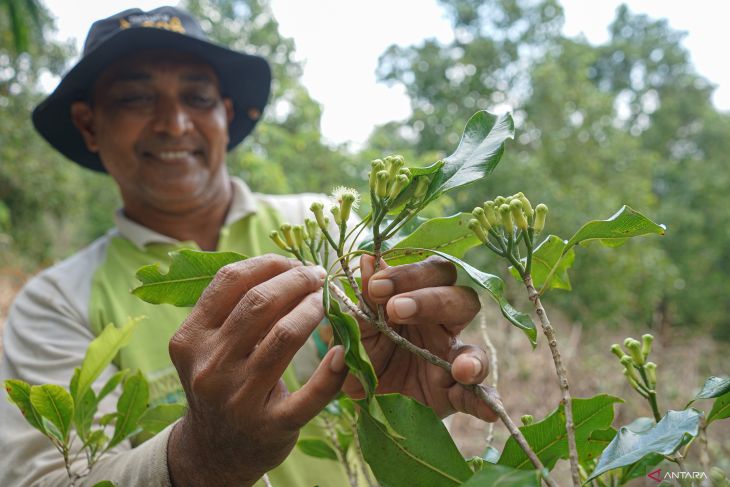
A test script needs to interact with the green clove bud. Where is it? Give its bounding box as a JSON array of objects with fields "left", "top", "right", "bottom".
[
  {"left": 472, "top": 207, "right": 492, "bottom": 232},
  {"left": 369, "top": 160, "right": 385, "bottom": 190},
  {"left": 388, "top": 174, "right": 409, "bottom": 199},
  {"left": 293, "top": 225, "right": 306, "bottom": 251},
  {"left": 340, "top": 193, "right": 356, "bottom": 223},
  {"left": 620, "top": 355, "right": 640, "bottom": 382},
  {"left": 483, "top": 201, "right": 499, "bottom": 227},
  {"left": 269, "top": 230, "right": 290, "bottom": 252},
  {"left": 623, "top": 369, "right": 643, "bottom": 392},
  {"left": 330, "top": 206, "right": 341, "bottom": 225},
  {"left": 644, "top": 362, "right": 657, "bottom": 389},
  {"left": 468, "top": 219, "right": 489, "bottom": 244},
  {"left": 510, "top": 199, "right": 529, "bottom": 230},
  {"left": 610, "top": 343, "right": 625, "bottom": 360},
  {"left": 312, "top": 202, "right": 330, "bottom": 234},
  {"left": 280, "top": 223, "right": 296, "bottom": 250},
  {"left": 516, "top": 192, "right": 534, "bottom": 218},
  {"left": 375, "top": 170, "right": 389, "bottom": 198},
  {"left": 534, "top": 204, "right": 548, "bottom": 233},
  {"left": 386, "top": 155, "right": 405, "bottom": 180},
  {"left": 624, "top": 338, "right": 644, "bottom": 366},
  {"left": 494, "top": 196, "right": 506, "bottom": 206},
  {"left": 521, "top": 415, "right": 534, "bottom": 426},
  {"left": 305, "top": 218, "right": 319, "bottom": 241},
  {"left": 412, "top": 177, "right": 429, "bottom": 201},
  {"left": 499, "top": 204, "right": 513, "bottom": 232},
  {"left": 641, "top": 334, "right": 654, "bottom": 360}
]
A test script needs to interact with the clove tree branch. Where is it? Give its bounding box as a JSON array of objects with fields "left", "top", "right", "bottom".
[
  {"left": 329, "top": 282, "right": 558, "bottom": 487},
  {"left": 524, "top": 275, "right": 580, "bottom": 487}
]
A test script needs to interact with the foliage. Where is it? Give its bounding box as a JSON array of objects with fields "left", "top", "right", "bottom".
[
  {"left": 128, "top": 110, "right": 728, "bottom": 487},
  {"left": 373, "top": 0, "right": 730, "bottom": 337},
  {"left": 4, "top": 317, "right": 184, "bottom": 485}
]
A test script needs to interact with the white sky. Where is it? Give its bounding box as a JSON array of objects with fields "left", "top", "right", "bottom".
[{"left": 42, "top": 0, "right": 730, "bottom": 147}]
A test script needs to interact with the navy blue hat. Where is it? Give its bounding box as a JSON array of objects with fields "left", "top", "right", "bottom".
[{"left": 32, "top": 6, "right": 271, "bottom": 172}]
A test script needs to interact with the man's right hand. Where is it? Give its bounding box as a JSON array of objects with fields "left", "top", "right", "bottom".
[{"left": 166, "top": 254, "right": 348, "bottom": 487}]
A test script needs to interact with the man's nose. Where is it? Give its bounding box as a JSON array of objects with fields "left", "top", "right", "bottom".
[{"left": 152, "top": 97, "right": 193, "bottom": 136}]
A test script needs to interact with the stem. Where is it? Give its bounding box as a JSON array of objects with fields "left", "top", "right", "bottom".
[
  {"left": 637, "top": 366, "right": 662, "bottom": 422},
  {"left": 524, "top": 274, "right": 581, "bottom": 487},
  {"left": 698, "top": 422, "right": 711, "bottom": 474},
  {"left": 262, "top": 473, "right": 274, "bottom": 487},
  {"left": 329, "top": 283, "right": 558, "bottom": 487},
  {"left": 341, "top": 256, "right": 375, "bottom": 320},
  {"left": 322, "top": 416, "right": 357, "bottom": 487},
  {"left": 352, "top": 423, "right": 377, "bottom": 487},
  {"left": 479, "top": 310, "right": 499, "bottom": 447}
]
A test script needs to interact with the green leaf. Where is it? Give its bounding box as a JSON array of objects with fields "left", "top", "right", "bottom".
[
  {"left": 423, "top": 111, "right": 515, "bottom": 204},
  {"left": 4, "top": 379, "right": 45, "bottom": 433},
  {"left": 84, "top": 429, "right": 109, "bottom": 456},
  {"left": 385, "top": 248, "right": 537, "bottom": 346},
  {"left": 582, "top": 428, "right": 617, "bottom": 465},
  {"left": 510, "top": 235, "right": 575, "bottom": 291},
  {"left": 537, "top": 206, "right": 665, "bottom": 294},
  {"left": 587, "top": 408, "right": 703, "bottom": 481},
  {"left": 109, "top": 371, "right": 149, "bottom": 448},
  {"left": 29, "top": 384, "right": 74, "bottom": 442},
  {"left": 323, "top": 277, "right": 377, "bottom": 398},
  {"left": 708, "top": 390, "right": 730, "bottom": 424},
  {"left": 619, "top": 453, "right": 665, "bottom": 484},
  {"left": 357, "top": 394, "right": 473, "bottom": 487},
  {"left": 296, "top": 437, "right": 339, "bottom": 461},
  {"left": 98, "top": 370, "right": 128, "bottom": 403},
  {"left": 133, "top": 249, "right": 246, "bottom": 306},
  {"left": 385, "top": 213, "right": 481, "bottom": 266},
  {"left": 462, "top": 464, "right": 541, "bottom": 486},
  {"left": 71, "top": 368, "right": 96, "bottom": 441},
  {"left": 138, "top": 403, "right": 186, "bottom": 434},
  {"left": 565, "top": 206, "right": 665, "bottom": 248},
  {"left": 695, "top": 376, "right": 730, "bottom": 399},
  {"left": 499, "top": 395, "right": 622, "bottom": 470},
  {"left": 92, "top": 482, "right": 116, "bottom": 487},
  {"left": 75, "top": 316, "right": 142, "bottom": 406}
]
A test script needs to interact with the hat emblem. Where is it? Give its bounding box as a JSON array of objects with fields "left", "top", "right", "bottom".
[{"left": 119, "top": 14, "right": 185, "bottom": 34}]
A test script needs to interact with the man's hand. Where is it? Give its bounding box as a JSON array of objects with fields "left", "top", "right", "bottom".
[
  {"left": 167, "top": 255, "right": 348, "bottom": 487},
  {"left": 345, "top": 254, "right": 498, "bottom": 422}
]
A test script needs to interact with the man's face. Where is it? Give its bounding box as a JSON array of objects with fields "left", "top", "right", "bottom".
[{"left": 72, "top": 50, "right": 234, "bottom": 213}]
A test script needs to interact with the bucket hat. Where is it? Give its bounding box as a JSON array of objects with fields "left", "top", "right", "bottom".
[{"left": 32, "top": 6, "right": 271, "bottom": 172}]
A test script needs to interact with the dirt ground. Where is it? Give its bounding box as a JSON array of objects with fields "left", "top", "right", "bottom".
[{"left": 1, "top": 268, "right": 728, "bottom": 485}]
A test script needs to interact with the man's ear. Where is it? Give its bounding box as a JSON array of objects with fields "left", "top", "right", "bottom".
[
  {"left": 70, "top": 101, "right": 99, "bottom": 152},
  {"left": 223, "top": 97, "right": 234, "bottom": 125}
]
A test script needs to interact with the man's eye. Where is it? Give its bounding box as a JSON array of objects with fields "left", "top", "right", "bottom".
[
  {"left": 186, "top": 93, "right": 215, "bottom": 107},
  {"left": 116, "top": 94, "right": 154, "bottom": 106}
]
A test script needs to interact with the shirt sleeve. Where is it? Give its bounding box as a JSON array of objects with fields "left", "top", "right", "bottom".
[{"left": 0, "top": 245, "right": 173, "bottom": 487}]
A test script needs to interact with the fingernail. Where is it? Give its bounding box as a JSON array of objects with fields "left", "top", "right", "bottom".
[
  {"left": 329, "top": 346, "right": 346, "bottom": 373},
  {"left": 392, "top": 297, "right": 417, "bottom": 319},
  {"left": 470, "top": 357, "right": 483, "bottom": 378},
  {"left": 369, "top": 278, "right": 394, "bottom": 298},
  {"left": 315, "top": 265, "right": 327, "bottom": 278}
]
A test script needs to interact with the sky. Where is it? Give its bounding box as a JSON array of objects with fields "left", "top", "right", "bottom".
[{"left": 42, "top": 0, "right": 730, "bottom": 147}]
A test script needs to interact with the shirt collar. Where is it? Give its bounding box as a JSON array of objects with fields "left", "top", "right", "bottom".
[{"left": 114, "top": 176, "right": 258, "bottom": 250}]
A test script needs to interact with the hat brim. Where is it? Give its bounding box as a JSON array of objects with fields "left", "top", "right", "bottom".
[{"left": 32, "top": 28, "right": 271, "bottom": 173}]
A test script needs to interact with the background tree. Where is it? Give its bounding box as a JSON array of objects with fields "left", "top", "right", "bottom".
[{"left": 372, "top": 0, "right": 730, "bottom": 338}]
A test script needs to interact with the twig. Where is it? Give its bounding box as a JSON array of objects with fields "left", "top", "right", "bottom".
[
  {"left": 322, "top": 416, "right": 357, "bottom": 487},
  {"left": 479, "top": 309, "right": 499, "bottom": 447},
  {"left": 329, "top": 283, "right": 558, "bottom": 487},
  {"left": 352, "top": 425, "right": 377, "bottom": 487},
  {"left": 524, "top": 275, "right": 580, "bottom": 487},
  {"left": 262, "top": 473, "right": 273, "bottom": 487}
]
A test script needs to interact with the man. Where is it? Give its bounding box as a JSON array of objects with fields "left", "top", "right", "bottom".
[{"left": 0, "top": 6, "right": 494, "bottom": 486}]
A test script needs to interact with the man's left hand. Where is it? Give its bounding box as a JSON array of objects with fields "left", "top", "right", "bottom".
[{"left": 342, "top": 254, "right": 498, "bottom": 422}]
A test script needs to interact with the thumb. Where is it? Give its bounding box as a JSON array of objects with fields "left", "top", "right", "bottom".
[{"left": 274, "top": 345, "right": 348, "bottom": 431}]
